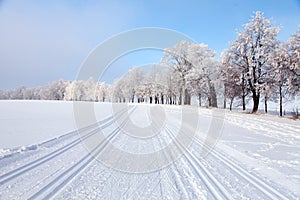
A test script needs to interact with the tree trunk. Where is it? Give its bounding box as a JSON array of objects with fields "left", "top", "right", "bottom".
[
  {"left": 209, "top": 81, "right": 218, "bottom": 108},
  {"left": 242, "top": 94, "right": 246, "bottom": 110},
  {"left": 264, "top": 96, "right": 267, "bottom": 113},
  {"left": 230, "top": 97, "right": 234, "bottom": 111},
  {"left": 198, "top": 93, "right": 202, "bottom": 107},
  {"left": 184, "top": 88, "right": 191, "bottom": 105},
  {"left": 208, "top": 96, "right": 212, "bottom": 107},
  {"left": 179, "top": 88, "right": 183, "bottom": 105},
  {"left": 223, "top": 86, "right": 226, "bottom": 109},
  {"left": 252, "top": 92, "right": 260, "bottom": 113},
  {"left": 242, "top": 76, "right": 246, "bottom": 110},
  {"left": 279, "top": 85, "right": 283, "bottom": 117}
]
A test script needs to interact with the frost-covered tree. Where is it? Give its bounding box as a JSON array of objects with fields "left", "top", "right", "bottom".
[
  {"left": 220, "top": 50, "right": 245, "bottom": 110},
  {"left": 151, "top": 65, "right": 169, "bottom": 104},
  {"left": 84, "top": 78, "right": 97, "bottom": 101},
  {"left": 95, "top": 82, "right": 109, "bottom": 102},
  {"left": 186, "top": 43, "right": 218, "bottom": 107},
  {"left": 9, "top": 86, "right": 26, "bottom": 99},
  {"left": 226, "top": 12, "right": 280, "bottom": 113},
  {"left": 135, "top": 84, "right": 147, "bottom": 103},
  {"left": 64, "top": 81, "right": 75, "bottom": 100},
  {"left": 286, "top": 28, "right": 300, "bottom": 95},
  {"left": 166, "top": 70, "right": 180, "bottom": 105},
  {"left": 138, "top": 71, "right": 155, "bottom": 104},
  {"left": 122, "top": 67, "right": 144, "bottom": 103},
  {"left": 41, "top": 80, "right": 69, "bottom": 100},
  {"left": 268, "top": 43, "right": 290, "bottom": 116},
  {"left": 162, "top": 41, "right": 192, "bottom": 105},
  {"left": 261, "top": 28, "right": 300, "bottom": 117},
  {"left": 64, "top": 78, "right": 96, "bottom": 101},
  {"left": 0, "top": 90, "right": 10, "bottom": 99},
  {"left": 112, "top": 78, "right": 127, "bottom": 103},
  {"left": 221, "top": 36, "right": 250, "bottom": 110},
  {"left": 162, "top": 41, "right": 218, "bottom": 107}
]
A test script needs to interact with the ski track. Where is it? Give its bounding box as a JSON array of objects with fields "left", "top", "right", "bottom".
[
  {"left": 0, "top": 107, "right": 133, "bottom": 199},
  {"left": 0, "top": 105, "right": 299, "bottom": 199},
  {"left": 191, "top": 132, "right": 292, "bottom": 200},
  {"left": 164, "top": 127, "right": 231, "bottom": 200},
  {"left": 28, "top": 107, "right": 136, "bottom": 200},
  {"left": 0, "top": 108, "right": 127, "bottom": 185}
]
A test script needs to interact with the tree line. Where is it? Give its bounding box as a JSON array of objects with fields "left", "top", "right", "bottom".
[{"left": 0, "top": 12, "right": 299, "bottom": 116}]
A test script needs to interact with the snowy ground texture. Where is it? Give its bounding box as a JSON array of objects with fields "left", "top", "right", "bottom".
[{"left": 0, "top": 100, "right": 299, "bottom": 199}]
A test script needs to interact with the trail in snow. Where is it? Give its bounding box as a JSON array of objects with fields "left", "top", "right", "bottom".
[{"left": 0, "top": 102, "right": 299, "bottom": 199}]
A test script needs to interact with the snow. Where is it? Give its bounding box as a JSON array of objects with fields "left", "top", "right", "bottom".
[
  {"left": 0, "top": 100, "right": 76, "bottom": 149},
  {"left": 0, "top": 100, "right": 114, "bottom": 149},
  {"left": 0, "top": 100, "right": 299, "bottom": 199}
]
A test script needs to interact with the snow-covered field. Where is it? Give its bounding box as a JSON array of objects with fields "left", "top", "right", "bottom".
[{"left": 0, "top": 100, "right": 299, "bottom": 199}]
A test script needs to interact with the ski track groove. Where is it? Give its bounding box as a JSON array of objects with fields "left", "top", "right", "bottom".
[
  {"left": 0, "top": 108, "right": 128, "bottom": 186},
  {"left": 157, "top": 135, "right": 190, "bottom": 200},
  {"left": 155, "top": 120, "right": 197, "bottom": 199},
  {"left": 125, "top": 138, "right": 163, "bottom": 200},
  {"left": 192, "top": 134, "right": 291, "bottom": 200},
  {"left": 165, "top": 127, "right": 231, "bottom": 200},
  {"left": 27, "top": 107, "right": 135, "bottom": 200},
  {"left": 169, "top": 111, "right": 292, "bottom": 199},
  {"left": 154, "top": 127, "right": 187, "bottom": 199}
]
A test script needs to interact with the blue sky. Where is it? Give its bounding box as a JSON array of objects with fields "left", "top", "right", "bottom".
[{"left": 0, "top": 0, "right": 299, "bottom": 89}]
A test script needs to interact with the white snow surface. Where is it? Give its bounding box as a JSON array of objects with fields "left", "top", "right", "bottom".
[
  {"left": 0, "top": 100, "right": 76, "bottom": 149},
  {"left": 0, "top": 100, "right": 114, "bottom": 149},
  {"left": 0, "top": 100, "right": 299, "bottom": 199}
]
